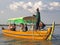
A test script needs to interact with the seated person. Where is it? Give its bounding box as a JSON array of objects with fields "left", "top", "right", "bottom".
[
  {"left": 19, "top": 23, "right": 24, "bottom": 31},
  {"left": 8, "top": 24, "right": 16, "bottom": 31},
  {"left": 39, "top": 22, "right": 46, "bottom": 29},
  {"left": 24, "top": 24, "right": 28, "bottom": 32},
  {"left": 12, "top": 24, "right": 16, "bottom": 31},
  {"left": 8, "top": 24, "right": 13, "bottom": 30}
]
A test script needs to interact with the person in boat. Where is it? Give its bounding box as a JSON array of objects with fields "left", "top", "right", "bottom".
[
  {"left": 12, "top": 24, "right": 16, "bottom": 31},
  {"left": 8, "top": 24, "right": 13, "bottom": 30},
  {"left": 33, "top": 8, "right": 41, "bottom": 30},
  {"left": 8, "top": 24, "right": 16, "bottom": 31},
  {"left": 24, "top": 24, "right": 28, "bottom": 32},
  {"left": 33, "top": 8, "right": 45, "bottom": 30},
  {"left": 20, "top": 23, "right": 24, "bottom": 31},
  {"left": 39, "top": 22, "right": 46, "bottom": 29}
]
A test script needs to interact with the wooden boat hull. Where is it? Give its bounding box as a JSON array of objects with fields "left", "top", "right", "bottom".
[{"left": 2, "top": 27, "right": 52, "bottom": 40}]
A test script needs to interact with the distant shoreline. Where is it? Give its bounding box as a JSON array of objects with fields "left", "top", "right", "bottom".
[{"left": 0, "top": 24, "right": 60, "bottom": 26}]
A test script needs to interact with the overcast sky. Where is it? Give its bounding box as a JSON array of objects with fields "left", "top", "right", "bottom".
[{"left": 0, "top": 0, "right": 60, "bottom": 24}]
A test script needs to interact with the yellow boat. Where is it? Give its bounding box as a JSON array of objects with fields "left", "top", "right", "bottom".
[{"left": 2, "top": 22, "right": 55, "bottom": 40}]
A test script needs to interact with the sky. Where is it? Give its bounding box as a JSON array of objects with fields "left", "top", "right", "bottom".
[{"left": 0, "top": 0, "right": 60, "bottom": 24}]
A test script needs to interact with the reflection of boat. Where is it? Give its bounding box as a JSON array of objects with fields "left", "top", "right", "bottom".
[{"left": 2, "top": 21, "right": 55, "bottom": 40}]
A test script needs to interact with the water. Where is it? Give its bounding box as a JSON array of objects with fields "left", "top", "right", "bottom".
[{"left": 0, "top": 26, "right": 60, "bottom": 45}]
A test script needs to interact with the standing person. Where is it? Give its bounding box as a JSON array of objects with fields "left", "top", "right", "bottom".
[
  {"left": 35, "top": 8, "right": 41, "bottom": 30},
  {"left": 33, "top": 8, "right": 46, "bottom": 30}
]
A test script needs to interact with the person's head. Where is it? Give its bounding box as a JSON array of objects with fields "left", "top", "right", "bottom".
[
  {"left": 36, "top": 8, "right": 39, "bottom": 12},
  {"left": 39, "top": 22, "right": 43, "bottom": 27},
  {"left": 25, "top": 24, "right": 27, "bottom": 26},
  {"left": 20, "top": 23, "right": 24, "bottom": 27}
]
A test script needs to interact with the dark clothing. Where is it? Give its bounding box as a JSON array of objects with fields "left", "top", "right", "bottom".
[
  {"left": 34, "top": 8, "right": 45, "bottom": 30},
  {"left": 42, "top": 22, "right": 46, "bottom": 29},
  {"left": 36, "top": 11, "right": 41, "bottom": 30},
  {"left": 24, "top": 24, "right": 28, "bottom": 32},
  {"left": 25, "top": 26, "right": 28, "bottom": 31},
  {"left": 39, "top": 22, "right": 46, "bottom": 29},
  {"left": 11, "top": 24, "right": 16, "bottom": 31},
  {"left": 10, "top": 27, "right": 16, "bottom": 31},
  {"left": 36, "top": 21, "right": 40, "bottom": 30},
  {"left": 36, "top": 11, "right": 40, "bottom": 21}
]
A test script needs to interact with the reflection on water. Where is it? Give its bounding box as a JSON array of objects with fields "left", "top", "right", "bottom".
[
  {"left": 0, "top": 35, "right": 52, "bottom": 45},
  {"left": 1, "top": 35, "right": 60, "bottom": 45}
]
